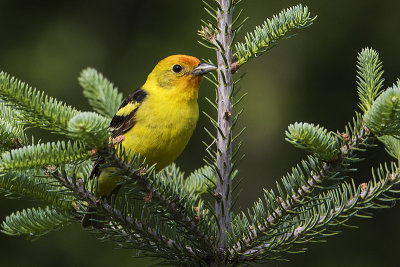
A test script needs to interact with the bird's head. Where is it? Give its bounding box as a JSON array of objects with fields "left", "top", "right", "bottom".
[{"left": 144, "top": 55, "right": 217, "bottom": 101}]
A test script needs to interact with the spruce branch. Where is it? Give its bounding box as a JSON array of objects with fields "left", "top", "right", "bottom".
[
  {"left": 67, "top": 111, "right": 109, "bottom": 147},
  {"left": 79, "top": 68, "right": 123, "bottom": 119},
  {"left": 236, "top": 163, "right": 400, "bottom": 262},
  {"left": 206, "top": 1, "right": 316, "bottom": 257},
  {"left": 0, "top": 71, "right": 110, "bottom": 147},
  {"left": 1, "top": 206, "right": 75, "bottom": 239},
  {"left": 0, "top": 141, "right": 90, "bottom": 171},
  {"left": 0, "top": 102, "right": 27, "bottom": 151},
  {"left": 364, "top": 80, "right": 400, "bottom": 135},
  {"left": 53, "top": 170, "right": 206, "bottom": 265},
  {"left": 0, "top": 71, "right": 80, "bottom": 133},
  {"left": 379, "top": 135, "right": 400, "bottom": 160},
  {"left": 184, "top": 164, "right": 216, "bottom": 195},
  {"left": 357, "top": 47, "right": 385, "bottom": 113},
  {"left": 285, "top": 122, "right": 341, "bottom": 161},
  {"left": 0, "top": 171, "right": 73, "bottom": 209},
  {"left": 100, "top": 146, "right": 214, "bottom": 250},
  {"left": 215, "top": 0, "right": 235, "bottom": 251},
  {"left": 229, "top": 114, "right": 371, "bottom": 259},
  {"left": 234, "top": 4, "right": 315, "bottom": 67}
]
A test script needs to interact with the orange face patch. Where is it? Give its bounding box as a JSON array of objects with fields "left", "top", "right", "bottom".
[
  {"left": 161, "top": 55, "right": 200, "bottom": 69},
  {"left": 176, "top": 55, "right": 201, "bottom": 68}
]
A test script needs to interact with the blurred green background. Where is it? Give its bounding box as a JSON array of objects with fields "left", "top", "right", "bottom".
[{"left": 1, "top": 0, "right": 400, "bottom": 266}]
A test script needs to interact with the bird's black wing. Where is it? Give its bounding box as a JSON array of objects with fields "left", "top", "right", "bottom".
[
  {"left": 109, "top": 88, "right": 148, "bottom": 138},
  {"left": 89, "top": 88, "right": 148, "bottom": 180}
]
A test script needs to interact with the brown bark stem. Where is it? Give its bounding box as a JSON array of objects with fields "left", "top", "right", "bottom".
[{"left": 215, "top": 0, "right": 234, "bottom": 251}]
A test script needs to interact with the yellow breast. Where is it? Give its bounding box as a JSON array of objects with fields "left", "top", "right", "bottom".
[{"left": 121, "top": 92, "right": 199, "bottom": 171}]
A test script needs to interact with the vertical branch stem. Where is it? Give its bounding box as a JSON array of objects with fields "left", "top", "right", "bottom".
[{"left": 215, "top": 0, "right": 233, "bottom": 250}]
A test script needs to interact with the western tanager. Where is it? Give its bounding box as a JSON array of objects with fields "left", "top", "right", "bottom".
[{"left": 93, "top": 55, "right": 216, "bottom": 196}]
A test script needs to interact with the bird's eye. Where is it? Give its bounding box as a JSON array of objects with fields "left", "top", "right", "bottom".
[{"left": 172, "top": 64, "right": 183, "bottom": 73}]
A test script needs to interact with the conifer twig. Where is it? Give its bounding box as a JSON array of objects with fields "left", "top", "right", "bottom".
[
  {"left": 106, "top": 147, "right": 213, "bottom": 249},
  {"left": 230, "top": 123, "right": 372, "bottom": 255},
  {"left": 239, "top": 167, "right": 400, "bottom": 261},
  {"left": 53, "top": 171, "right": 199, "bottom": 260},
  {"left": 215, "top": 0, "right": 234, "bottom": 251}
]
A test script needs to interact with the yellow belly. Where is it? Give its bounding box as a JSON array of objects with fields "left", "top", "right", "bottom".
[
  {"left": 124, "top": 97, "right": 198, "bottom": 170},
  {"left": 97, "top": 96, "right": 199, "bottom": 196}
]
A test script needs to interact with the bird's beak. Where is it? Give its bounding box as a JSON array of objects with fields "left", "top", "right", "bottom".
[{"left": 192, "top": 62, "right": 217, "bottom": 77}]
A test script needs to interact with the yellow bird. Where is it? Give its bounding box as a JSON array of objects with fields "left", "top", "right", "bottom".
[{"left": 94, "top": 55, "right": 217, "bottom": 196}]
